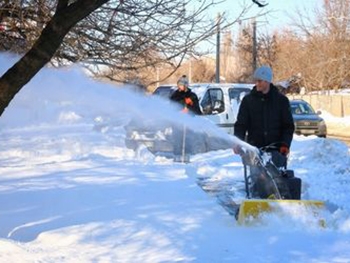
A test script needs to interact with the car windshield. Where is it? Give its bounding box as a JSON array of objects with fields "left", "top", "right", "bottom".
[
  {"left": 153, "top": 86, "right": 176, "bottom": 98},
  {"left": 228, "top": 88, "right": 251, "bottom": 103},
  {"left": 291, "top": 102, "right": 316, "bottom": 115}
]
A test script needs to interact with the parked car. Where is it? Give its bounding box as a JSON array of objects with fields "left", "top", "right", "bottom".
[{"left": 290, "top": 99, "right": 327, "bottom": 137}]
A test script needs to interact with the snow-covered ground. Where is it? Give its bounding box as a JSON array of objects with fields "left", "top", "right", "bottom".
[
  {"left": 321, "top": 111, "right": 350, "bottom": 138},
  {"left": 0, "top": 53, "right": 350, "bottom": 262}
]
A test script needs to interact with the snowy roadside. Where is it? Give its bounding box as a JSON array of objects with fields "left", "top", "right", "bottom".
[{"left": 322, "top": 112, "right": 350, "bottom": 141}]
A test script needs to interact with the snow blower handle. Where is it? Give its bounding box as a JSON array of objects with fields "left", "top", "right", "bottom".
[
  {"left": 233, "top": 145, "right": 244, "bottom": 155},
  {"left": 261, "top": 142, "right": 288, "bottom": 153}
]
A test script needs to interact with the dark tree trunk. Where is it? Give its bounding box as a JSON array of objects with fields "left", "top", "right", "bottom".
[{"left": 0, "top": 0, "right": 108, "bottom": 116}]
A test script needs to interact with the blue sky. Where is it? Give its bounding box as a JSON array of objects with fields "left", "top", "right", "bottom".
[
  {"left": 200, "top": 0, "right": 320, "bottom": 52},
  {"left": 212, "top": 0, "right": 320, "bottom": 32}
]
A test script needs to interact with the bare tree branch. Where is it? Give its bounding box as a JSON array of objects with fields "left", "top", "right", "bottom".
[{"left": 0, "top": 0, "right": 108, "bottom": 116}]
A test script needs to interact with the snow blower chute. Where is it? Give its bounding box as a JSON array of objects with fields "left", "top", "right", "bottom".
[{"left": 235, "top": 143, "right": 326, "bottom": 227}]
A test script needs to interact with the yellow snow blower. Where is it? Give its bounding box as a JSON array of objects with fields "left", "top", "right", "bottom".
[{"left": 235, "top": 143, "right": 326, "bottom": 227}]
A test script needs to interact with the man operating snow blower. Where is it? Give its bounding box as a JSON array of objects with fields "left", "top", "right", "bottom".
[
  {"left": 232, "top": 66, "right": 325, "bottom": 225},
  {"left": 234, "top": 65, "right": 294, "bottom": 158},
  {"left": 233, "top": 65, "right": 299, "bottom": 199}
]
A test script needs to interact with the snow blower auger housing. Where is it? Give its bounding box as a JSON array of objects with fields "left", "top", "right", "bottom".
[{"left": 236, "top": 143, "right": 326, "bottom": 227}]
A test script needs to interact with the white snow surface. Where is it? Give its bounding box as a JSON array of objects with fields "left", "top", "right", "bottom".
[{"left": 0, "top": 53, "right": 350, "bottom": 262}]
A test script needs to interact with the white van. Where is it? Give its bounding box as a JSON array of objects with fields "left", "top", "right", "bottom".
[
  {"left": 153, "top": 83, "right": 253, "bottom": 134},
  {"left": 192, "top": 83, "right": 253, "bottom": 134}
]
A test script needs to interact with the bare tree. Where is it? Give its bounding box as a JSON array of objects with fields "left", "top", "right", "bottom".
[
  {"left": 257, "top": 32, "right": 277, "bottom": 67},
  {"left": 280, "top": 0, "right": 350, "bottom": 91},
  {"left": 0, "top": 0, "right": 271, "bottom": 117},
  {"left": 0, "top": 0, "right": 114, "bottom": 117},
  {"left": 0, "top": 1, "right": 55, "bottom": 53},
  {"left": 190, "top": 58, "right": 216, "bottom": 83},
  {"left": 58, "top": 1, "right": 223, "bottom": 77},
  {"left": 0, "top": 0, "right": 225, "bottom": 80},
  {"left": 0, "top": 0, "right": 223, "bottom": 116},
  {"left": 234, "top": 22, "right": 254, "bottom": 82}
]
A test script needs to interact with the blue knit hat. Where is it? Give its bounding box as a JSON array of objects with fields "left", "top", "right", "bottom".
[
  {"left": 253, "top": 66, "right": 273, "bottom": 83},
  {"left": 177, "top": 75, "right": 189, "bottom": 87}
]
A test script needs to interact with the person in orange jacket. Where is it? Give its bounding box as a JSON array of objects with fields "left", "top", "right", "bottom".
[
  {"left": 170, "top": 75, "right": 202, "bottom": 115},
  {"left": 170, "top": 75, "right": 201, "bottom": 162}
]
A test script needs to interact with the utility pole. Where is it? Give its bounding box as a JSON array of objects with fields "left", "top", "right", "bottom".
[
  {"left": 215, "top": 13, "right": 221, "bottom": 83},
  {"left": 252, "top": 18, "right": 258, "bottom": 73},
  {"left": 188, "top": 59, "right": 192, "bottom": 83}
]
